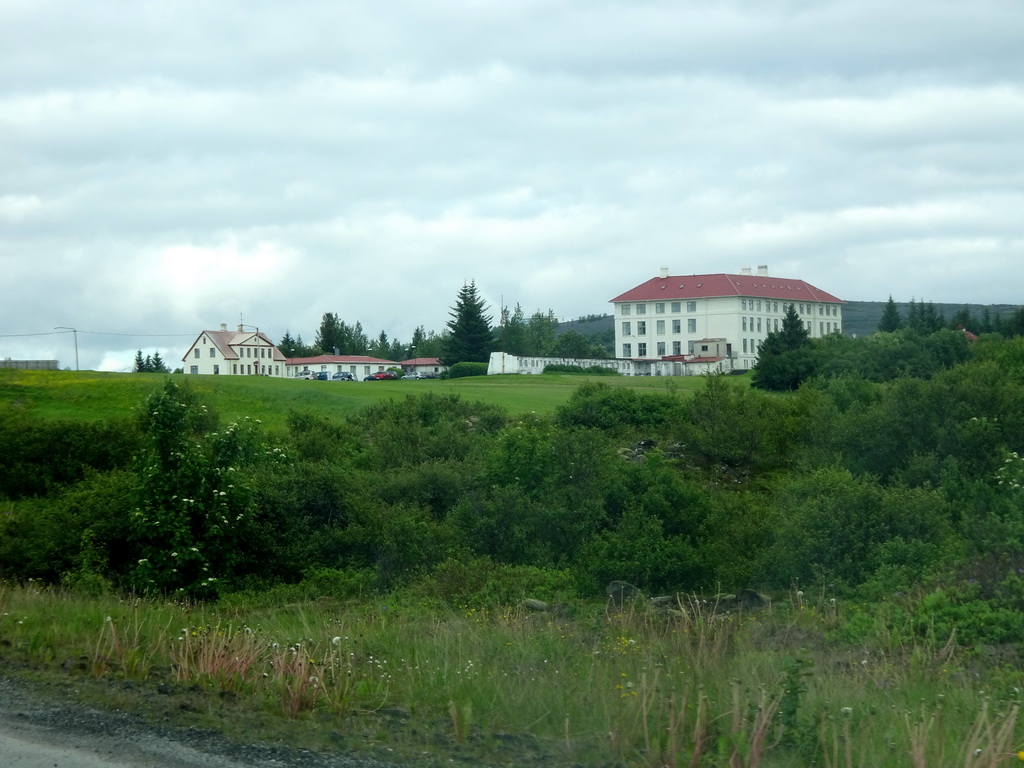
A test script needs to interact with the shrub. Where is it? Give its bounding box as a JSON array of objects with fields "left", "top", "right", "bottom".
[{"left": 446, "top": 361, "right": 488, "bottom": 379}]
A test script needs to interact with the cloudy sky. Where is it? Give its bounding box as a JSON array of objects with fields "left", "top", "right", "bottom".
[{"left": 2, "top": 0, "right": 1022, "bottom": 371}]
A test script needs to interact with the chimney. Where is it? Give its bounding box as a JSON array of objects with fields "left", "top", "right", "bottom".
[
  {"left": 757, "top": 265, "right": 769, "bottom": 276},
  {"left": 659, "top": 266, "right": 669, "bottom": 279},
  {"left": 220, "top": 323, "right": 227, "bottom": 331},
  {"left": 741, "top": 267, "right": 752, "bottom": 275}
]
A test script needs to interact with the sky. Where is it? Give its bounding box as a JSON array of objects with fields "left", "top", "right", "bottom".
[{"left": 2, "top": 0, "right": 1022, "bottom": 371}]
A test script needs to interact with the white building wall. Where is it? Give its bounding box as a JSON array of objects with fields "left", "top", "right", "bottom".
[{"left": 613, "top": 295, "right": 843, "bottom": 371}]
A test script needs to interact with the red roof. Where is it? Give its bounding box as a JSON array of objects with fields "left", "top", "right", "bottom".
[
  {"left": 285, "top": 354, "right": 399, "bottom": 366},
  {"left": 610, "top": 273, "right": 842, "bottom": 304},
  {"left": 400, "top": 357, "right": 442, "bottom": 366}
]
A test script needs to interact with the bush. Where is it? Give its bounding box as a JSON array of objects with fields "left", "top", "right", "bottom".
[
  {"left": 446, "top": 362, "right": 488, "bottom": 379},
  {"left": 410, "top": 556, "right": 579, "bottom": 608},
  {"left": 542, "top": 364, "right": 618, "bottom": 376}
]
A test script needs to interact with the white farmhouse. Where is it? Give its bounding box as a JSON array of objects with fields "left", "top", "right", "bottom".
[
  {"left": 182, "top": 324, "right": 287, "bottom": 377},
  {"left": 611, "top": 267, "right": 843, "bottom": 371}
]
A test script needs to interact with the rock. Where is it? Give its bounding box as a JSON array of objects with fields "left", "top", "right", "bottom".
[
  {"left": 522, "top": 598, "right": 548, "bottom": 612},
  {"left": 606, "top": 581, "right": 641, "bottom": 606}
]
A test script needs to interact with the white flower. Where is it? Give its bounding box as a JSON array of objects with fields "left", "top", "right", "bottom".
[{"left": 332, "top": 636, "right": 342, "bottom": 645}]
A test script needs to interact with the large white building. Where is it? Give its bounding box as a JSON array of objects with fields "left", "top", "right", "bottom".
[
  {"left": 610, "top": 267, "right": 843, "bottom": 371},
  {"left": 182, "top": 324, "right": 287, "bottom": 377}
]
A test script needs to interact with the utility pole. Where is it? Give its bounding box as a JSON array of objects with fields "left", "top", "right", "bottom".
[{"left": 55, "top": 326, "right": 79, "bottom": 371}]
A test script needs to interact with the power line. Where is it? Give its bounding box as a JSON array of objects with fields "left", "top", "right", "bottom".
[{"left": 0, "top": 330, "right": 196, "bottom": 339}]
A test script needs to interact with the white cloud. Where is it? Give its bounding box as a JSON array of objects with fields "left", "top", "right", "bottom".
[{"left": 1, "top": 0, "right": 1022, "bottom": 369}]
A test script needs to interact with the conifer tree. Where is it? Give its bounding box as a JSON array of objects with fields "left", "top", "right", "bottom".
[
  {"left": 878, "top": 296, "right": 903, "bottom": 332},
  {"left": 441, "top": 281, "right": 493, "bottom": 366}
]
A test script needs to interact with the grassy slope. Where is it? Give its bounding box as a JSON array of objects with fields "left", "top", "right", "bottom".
[{"left": 0, "top": 368, "right": 742, "bottom": 431}]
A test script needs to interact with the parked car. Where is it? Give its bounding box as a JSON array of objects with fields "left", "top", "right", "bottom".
[
  {"left": 296, "top": 370, "right": 317, "bottom": 380},
  {"left": 402, "top": 372, "right": 423, "bottom": 380},
  {"left": 364, "top": 371, "right": 397, "bottom": 380},
  {"left": 331, "top": 372, "right": 354, "bottom": 381},
  {"left": 315, "top": 371, "right": 329, "bottom": 380}
]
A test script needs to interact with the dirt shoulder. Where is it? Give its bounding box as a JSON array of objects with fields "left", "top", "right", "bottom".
[{"left": 0, "top": 674, "right": 399, "bottom": 768}]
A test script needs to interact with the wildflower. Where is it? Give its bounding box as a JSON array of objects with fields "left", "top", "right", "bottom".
[
  {"left": 332, "top": 636, "right": 341, "bottom": 645},
  {"left": 840, "top": 707, "right": 853, "bottom": 717}
]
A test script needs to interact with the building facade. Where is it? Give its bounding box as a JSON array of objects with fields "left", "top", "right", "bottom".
[
  {"left": 182, "top": 325, "right": 287, "bottom": 377},
  {"left": 284, "top": 355, "right": 401, "bottom": 379},
  {"left": 610, "top": 267, "right": 843, "bottom": 371}
]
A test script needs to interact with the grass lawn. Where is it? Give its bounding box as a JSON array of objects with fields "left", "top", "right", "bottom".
[{"left": 0, "top": 368, "right": 751, "bottom": 431}]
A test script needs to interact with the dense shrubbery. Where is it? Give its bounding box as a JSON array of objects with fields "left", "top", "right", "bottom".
[
  {"left": 3, "top": 334, "right": 1024, "bottom": 643},
  {"left": 542, "top": 363, "right": 618, "bottom": 375},
  {"left": 445, "top": 361, "right": 489, "bottom": 378}
]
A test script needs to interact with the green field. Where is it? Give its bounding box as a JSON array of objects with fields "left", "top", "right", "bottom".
[{"left": 0, "top": 368, "right": 743, "bottom": 430}]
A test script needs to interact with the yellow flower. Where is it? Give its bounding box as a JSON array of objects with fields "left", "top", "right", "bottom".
[{"left": 1017, "top": 750, "right": 1024, "bottom": 761}]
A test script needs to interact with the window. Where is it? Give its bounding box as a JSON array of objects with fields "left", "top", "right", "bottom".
[
  {"left": 622, "top": 343, "right": 632, "bottom": 357},
  {"left": 742, "top": 339, "right": 748, "bottom": 353},
  {"left": 657, "top": 342, "right": 666, "bottom": 355},
  {"left": 621, "top": 304, "right": 631, "bottom": 316},
  {"left": 655, "top": 302, "right": 665, "bottom": 313},
  {"left": 742, "top": 317, "right": 747, "bottom": 331},
  {"left": 820, "top": 322, "right": 824, "bottom": 335},
  {"left": 672, "top": 341, "right": 681, "bottom": 355},
  {"left": 261, "top": 347, "right": 266, "bottom": 358},
  {"left": 213, "top": 365, "right": 219, "bottom": 374},
  {"left": 688, "top": 318, "right": 696, "bottom": 333},
  {"left": 774, "top": 319, "right": 779, "bottom": 331},
  {"left": 194, "top": 348, "right": 200, "bottom": 358},
  {"left": 741, "top": 299, "right": 747, "bottom": 310},
  {"left": 672, "top": 319, "right": 681, "bottom": 333},
  {"left": 190, "top": 365, "right": 198, "bottom": 374},
  {"left": 637, "top": 321, "right": 647, "bottom": 335},
  {"left": 636, "top": 304, "right": 646, "bottom": 315},
  {"left": 687, "top": 301, "right": 697, "bottom": 312},
  {"left": 209, "top": 347, "right": 216, "bottom": 357},
  {"left": 773, "top": 302, "right": 778, "bottom": 312},
  {"left": 756, "top": 318, "right": 762, "bottom": 332},
  {"left": 671, "top": 301, "right": 681, "bottom": 312},
  {"left": 799, "top": 303, "right": 805, "bottom": 313},
  {"left": 622, "top": 321, "right": 631, "bottom": 336},
  {"left": 756, "top": 300, "right": 761, "bottom": 311},
  {"left": 656, "top": 320, "right": 665, "bottom": 334},
  {"left": 637, "top": 343, "right": 647, "bottom": 357}
]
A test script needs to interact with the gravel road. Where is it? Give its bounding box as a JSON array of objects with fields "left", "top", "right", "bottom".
[{"left": 0, "top": 676, "right": 399, "bottom": 768}]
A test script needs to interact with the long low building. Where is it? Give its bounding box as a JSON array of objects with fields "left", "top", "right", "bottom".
[
  {"left": 285, "top": 354, "right": 401, "bottom": 379},
  {"left": 487, "top": 351, "right": 730, "bottom": 377}
]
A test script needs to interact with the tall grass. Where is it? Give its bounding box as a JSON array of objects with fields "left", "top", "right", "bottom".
[{"left": 1, "top": 583, "right": 1022, "bottom": 766}]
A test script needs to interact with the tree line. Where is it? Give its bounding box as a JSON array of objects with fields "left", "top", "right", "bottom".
[{"left": 270, "top": 281, "right": 611, "bottom": 367}]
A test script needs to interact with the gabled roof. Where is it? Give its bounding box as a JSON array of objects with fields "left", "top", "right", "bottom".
[
  {"left": 285, "top": 354, "right": 400, "bottom": 366},
  {"left": 610, "top": 273, "right": 842, "bottom": 304},
  {"left": 400, "top": 357, "right": 442, "bottom": 366},
  {"left": 182, "top": 329, "right": 286, "bottom": 363}
]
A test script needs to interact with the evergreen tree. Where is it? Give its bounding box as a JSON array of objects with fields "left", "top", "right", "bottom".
[
  {"left": 133, "top": 350, "right": 147, "bottom": 373},
  {"left": 441, "top": 281, "right": 493, "bottom": 366},
  {"left": 151, "top": 351, "right": 169, "bottom": 373},
  {"left": 315, "top": 312, "right": 344, "bottom": 355},
  {"left": 277, "top": 331, "right": 300, "bottom": 358},
  {"left": 878, "top": 296, "right": 903, "bottom": 332},
  {"left": 751, "top": 303, "right": 814, "bottom": 391}
]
